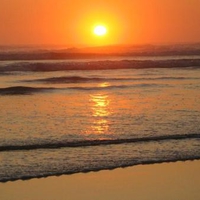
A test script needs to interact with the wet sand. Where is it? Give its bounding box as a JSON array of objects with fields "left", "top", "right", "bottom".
[{"left": 0, "top": 160, "right": 200, "bottom": 200}]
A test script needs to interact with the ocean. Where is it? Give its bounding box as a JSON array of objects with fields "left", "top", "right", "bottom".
[{"left": 0, "top": 49, "right": 200, "bottom": 182}]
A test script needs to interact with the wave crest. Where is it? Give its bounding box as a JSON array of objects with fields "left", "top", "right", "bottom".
[{"left": 1, "top": 133, "right": 199, "bottom": 152}]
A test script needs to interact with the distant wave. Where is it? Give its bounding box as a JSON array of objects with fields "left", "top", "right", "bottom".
[
  {"left": 23, "top": 76, "right": 123, "bottom": 84},
  {"left": 22, "top": 75, "right": 200, "bottom": 84},
  {"left": 1, "top": 133, "right": 199, "bottom": 152},
  {"left": 0, "top": 83, "right": 166, "bottom": 95},
  {"left": 0, "top": 86, "right": 54, "bottom": 95},
  {"left": 0, "top": 59, "right": 200, "bottom": 72},
  {"left": 1, "top": 44, "right": 200, "bottom": 61}
]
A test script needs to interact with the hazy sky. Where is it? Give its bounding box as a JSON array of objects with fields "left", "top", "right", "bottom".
[{"left": 1, "top": 0, "right": 200, "bottom": 46}]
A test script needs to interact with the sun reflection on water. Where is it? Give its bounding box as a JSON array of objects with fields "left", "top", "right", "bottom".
[
  {"left": 87, "top": 93, "right": 111, "bottom": 135},
  {"left": 91, "top": 94, "right": 110, "bottom": 117},
  {"left": 99, "top": 82, "right": 110, "bottom": 88}
]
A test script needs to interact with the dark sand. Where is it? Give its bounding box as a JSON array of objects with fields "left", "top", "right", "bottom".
[{"left": 0, "top": 160, "right": 200, "bottom": 200}]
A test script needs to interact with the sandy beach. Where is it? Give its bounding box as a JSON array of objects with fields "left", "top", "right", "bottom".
[{"left": 0, "top": 160, "right": 199, "bottom": 200}]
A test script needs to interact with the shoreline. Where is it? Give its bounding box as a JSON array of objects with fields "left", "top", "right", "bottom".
[
  {"left": 0, "top": 160, "right": 200, "bottom": 200},
  {"left": 1, "top": 157, "right": 200, "bottom": 183}
]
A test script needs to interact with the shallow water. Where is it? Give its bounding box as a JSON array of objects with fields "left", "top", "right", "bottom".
[{"left": 0, "top": 56, "right": 200, "bottom": 182}]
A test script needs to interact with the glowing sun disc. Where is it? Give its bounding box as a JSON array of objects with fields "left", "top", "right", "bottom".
[{"left": 93, "top": 25, "right": 107, "bottom": 36}]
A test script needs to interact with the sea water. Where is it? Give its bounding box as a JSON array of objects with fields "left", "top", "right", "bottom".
[{"left": 0, "top": 54, "right": 200, "bottom": 182}]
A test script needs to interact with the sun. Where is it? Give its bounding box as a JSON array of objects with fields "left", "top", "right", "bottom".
[{"left": 93, "top": 25, "right": 107, "bottom": 36}]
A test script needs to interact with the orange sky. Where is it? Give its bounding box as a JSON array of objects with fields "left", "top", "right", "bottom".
[{"left": 0, "top": 0, "right": 200, "bottom": 46}]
